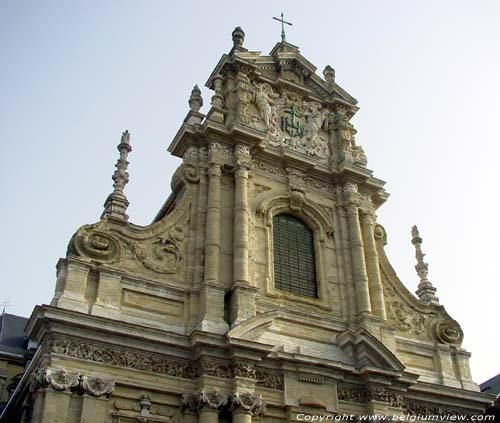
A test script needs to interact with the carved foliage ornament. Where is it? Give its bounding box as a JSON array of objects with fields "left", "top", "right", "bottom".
[
  {"left": 49, "top": 338, "right": 196, "bottom": 379},
  {"left": 71, "top": 229, "right": 120, "bottom": 263}
]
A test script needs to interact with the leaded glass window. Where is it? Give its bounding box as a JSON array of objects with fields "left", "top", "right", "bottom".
[{"left": 273, "top": 214, "right": 318, "bottom": 298}]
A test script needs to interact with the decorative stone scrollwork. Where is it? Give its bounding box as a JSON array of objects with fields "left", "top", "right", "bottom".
[
  {"left": 230, "top": 392, "right": 266, "bottom": 416},
  {"left": 181, "top": 163, "right": 200, "bottom": 184},
  {"left": 337, "top": 386, "right": 369, "bottom": 403},
  {"left": 434, "top": 320, "right": 463, "bottom": 346},
  {"left": 374, "top": 224, "right": 387, "bottom": 245},
  {"left": 71, "top": 230, "right": 121, "bottom": 263},
  {"left": 81, "top": 375, "right": 115, "bottom": 397},
  {"left": 133, "top": 226, "right": 185, "bottom": 275}
]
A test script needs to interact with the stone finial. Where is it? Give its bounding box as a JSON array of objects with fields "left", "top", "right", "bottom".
[
  {"left": 188, "top": 85, "right": 203, "bottom": 112},
  {"left": 101, "top": 130, "right": 132, "bottom": 221},
  {"left": 323, "top": 65, "right": 335, "bottom": 84},
  {"left": 232, "top": 26, "right": 245, "bottom": 48},
  {"left": 411, "top": 225, "right": 439, "bottom": 305}
]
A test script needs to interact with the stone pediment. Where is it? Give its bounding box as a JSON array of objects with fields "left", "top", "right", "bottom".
[{"left": 337, "top": 328, "right": 406, "bottom": 374}]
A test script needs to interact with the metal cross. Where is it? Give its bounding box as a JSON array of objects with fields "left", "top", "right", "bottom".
[{"left": 273, "top": 12, "right": 292, "bottom": 42}]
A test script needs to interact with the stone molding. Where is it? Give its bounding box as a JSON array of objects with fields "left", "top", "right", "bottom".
[{"left": 30, "top": 367, "right": 115, "bottom": 398}]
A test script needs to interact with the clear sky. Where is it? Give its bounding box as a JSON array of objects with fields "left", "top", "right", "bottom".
[{"left": 1, "top": 1, "right": 498, "bottom": 384}]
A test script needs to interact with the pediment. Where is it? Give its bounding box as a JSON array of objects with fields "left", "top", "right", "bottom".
[{"left": 337, "top": 328, "right": 405, "bottom": 374}]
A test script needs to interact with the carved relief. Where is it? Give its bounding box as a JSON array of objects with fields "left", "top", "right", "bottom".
[
  {"left": 337, "top": 385, "right": 405, "bottom": 408},
  {"left": 233, "top": 362, "right": 256, "bottom": 379},
  {"left": 198, "top": 359, "right": 232, "bottom": 379},
  {"left": 32, "top": 368, "right": 80, "bottom": 392},
  {"left": 247, "top": 83, "right": 331, "bottom": 161},
  {"left": 133, "top": 226, "right": 185, "bottom": 274},
  {"left": 30, "top": 368, "right": 115, "bottom": 398},
  {"left": 81, "top": 375, "right": 115, "bottom": 397},
  {"left": 182, "top": 389, "right": 228, "bottom": 412},
  {"left": 255, "top": 369, "right": 284, "bottom": 390},
  {"left": 49, "top": 338, "right": 196, "bottom": 379},
  {"left": 230, "top": 392, "right": 266, "bottom": 416},
  {"left": 71, "top": 230, "right": 121, "bottom": 263},
  {"left": 434, "top": 320, "right": 463, "bottom": 346}
]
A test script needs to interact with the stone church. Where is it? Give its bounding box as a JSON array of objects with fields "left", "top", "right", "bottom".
[{"left": 0, "top": 27, "right": 492, "bottom": 423}]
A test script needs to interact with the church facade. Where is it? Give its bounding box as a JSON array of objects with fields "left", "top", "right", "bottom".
[{"left": 0, "top": 27, "right": 492, "bottom": 423}]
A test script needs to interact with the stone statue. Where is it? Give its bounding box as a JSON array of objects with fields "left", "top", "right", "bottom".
[
  {"left": 303, "top": 101, "right": 328, "bottom": 157},
  {"left": 253, "top": 82, "right": 279, "bottom": 129}
]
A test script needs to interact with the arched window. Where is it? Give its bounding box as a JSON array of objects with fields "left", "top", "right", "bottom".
[{"left": 273, "top": 214, "right": 318, "bottom": 298}]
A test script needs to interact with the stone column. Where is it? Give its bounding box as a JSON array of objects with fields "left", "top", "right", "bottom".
[
  {"left": 198, "top": 152, "right": 228, "bottom": 334},
  {"left": 344, "top": 185, "right": 371, "bottom": 315},
  {"left": 205, "top": 162, "right": 222, "bottom": 285},
  {"left": 233, "top": 158, "right": 250, "bottom": 286},
  {"left": 38, "top": 389, "right": 71, "bottom": 423},
  {"left": 232, "top": 409, "right": 253, "bottom": 423},
  {"left": 229, "top": 146, "right": 257, "bottom": 326},
  {"left": 360, "top": 210, "right": 387, "bottom": 319},
  {"left": 199, "top": 407, "right": 219, "bottom": 423}
]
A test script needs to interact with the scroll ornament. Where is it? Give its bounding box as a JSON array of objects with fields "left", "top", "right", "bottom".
[
  {"left": 435, "top": 320, "right": 463, "bottom": 346},
  {"left": 70, "top": 229, "right": 121, "bottom": 263}
]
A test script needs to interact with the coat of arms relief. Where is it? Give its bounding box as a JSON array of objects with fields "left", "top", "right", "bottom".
[{"left": 249, "top": 82, "right": 331, "bottom": 161}]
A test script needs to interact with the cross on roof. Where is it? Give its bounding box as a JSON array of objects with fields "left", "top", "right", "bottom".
[{"left": 273, "top": 12, "right": 292, "bottom": 42}]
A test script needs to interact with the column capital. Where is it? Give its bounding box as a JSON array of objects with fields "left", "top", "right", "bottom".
[{"left": 229, "top": 392, "right": 266, "bottom": 416}]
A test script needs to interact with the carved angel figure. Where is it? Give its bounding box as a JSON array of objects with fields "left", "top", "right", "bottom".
[
  {"left": 253, "top": 82, "right": 280, "bottom": 129},
  {"left": 303, "top": 101, "right": 329, "bottom": 157}
]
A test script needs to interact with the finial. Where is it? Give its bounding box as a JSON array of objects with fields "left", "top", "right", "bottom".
[
  {"left": 411, "top": 225, "right": 439, "bottom": 305},
  {"left": 101, "top": 130, "right": 132, "bottom": 221},
  {"left": 189, "top": 85, "right": 203, "bottom": 112},
  {"left": 232, "top": 27, "right": 245, "bottom": 48},
  {"left": 323, "top": 65, "right": 335, "bottom": 84},
  {"left": 273, "top": 12, "right": 292, "bottom": 42}
]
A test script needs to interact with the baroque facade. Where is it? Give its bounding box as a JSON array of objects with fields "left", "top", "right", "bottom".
[{"left": 0, "top": 27, "right": 493, "bottom": 422}]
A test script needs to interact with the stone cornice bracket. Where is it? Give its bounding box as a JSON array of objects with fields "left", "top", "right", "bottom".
[
  {"left": 229, "top": 392, "right": 266, "bottom": 416},
  {"left": 101, "top": 130, "right": 132, "bottom": 221},
  {"left": 411, "top": 225, "right": 439, "bottom": 305}
]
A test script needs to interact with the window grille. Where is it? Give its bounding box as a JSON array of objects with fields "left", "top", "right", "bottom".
[{"left": 273, "top": 214, "right": 318, "bottom": 298}]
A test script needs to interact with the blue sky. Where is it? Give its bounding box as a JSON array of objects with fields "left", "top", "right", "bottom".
[{"left": 1, "top": 1, "right": 498, "bottom": 384}]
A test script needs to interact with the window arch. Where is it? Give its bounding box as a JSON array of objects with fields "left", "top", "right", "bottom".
[{"left": 273, "top": 214, "right": 318, "bottom": 298}]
